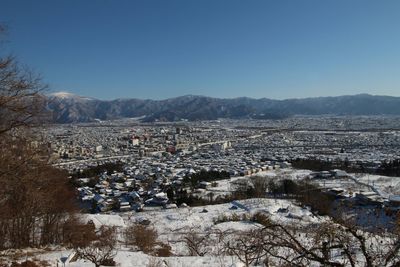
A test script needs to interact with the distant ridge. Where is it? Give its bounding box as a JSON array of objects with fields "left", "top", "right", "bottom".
[{"left": 46, "top": 93, "right": 400, "bottom": 123}]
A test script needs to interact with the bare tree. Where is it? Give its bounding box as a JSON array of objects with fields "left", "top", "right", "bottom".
[
  {"left": 218, "top": 212, "right": 400, "bottom": 267},
  {"left": 0, "top": 24, "right": 76, "bottom": 251},
  {"left": 0, "top": 24, "right": 48, "bottom": 179},
  {"left": 0, "top": 139, "right": 77, "bottom": 249},
  {"left": 0, "top": 27, "right": 47, "bottom": 136},
  {"left": 124, "top": 224, "right": 158, "bottom": 253},
  {"left": 222, "top": 229, "right": 267, "bottom": 267},
  {"left": 259, "top": 221, "right": 400, "bottom": 267},
  {"left": 250, "top": 176, "right": 269, "bottom": 198},
  {"left": 183, "top": 229, "right": 210, "bottom": 256},
  {"left": 73, "top": 225, "right": 117, "bottom": 267}
]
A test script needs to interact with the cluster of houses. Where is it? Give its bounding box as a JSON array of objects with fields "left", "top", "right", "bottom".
[
  {"left": 75, "top": 146, "right": 291, "bottom": 213},
  {"left": 78, "top": 171, "right": 170, "bottom": 213}
]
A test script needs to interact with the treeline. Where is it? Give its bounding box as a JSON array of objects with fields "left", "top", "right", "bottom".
[
  {"left": 291, "top": 158, "right": 360, "bottom": 173},
  {"left": 0, "top": 138, "right": 79, "bottom": 249},
  {"left": 172, "top": 175, "right": 335, "bottom": 215},
  {"left": 233, "top": 177, "right": 335, "bottom": 216},
  {"left": 174, "top": 189, "right": 235, "bottom": 206},
  {"left": 291, "top": 158, "right": 400, "bottom": 177},
  {"left": 378, "top": 159, "right": 400, "bottom": 176},
  {"left": 71, "top": 162, "right": 124, "bottom": 179},
  {"left": 268, "top": 179, "right": 335, "bottom": 216},
  {"left": 183, "top": 170, "right": 230, "bottom": 188}
]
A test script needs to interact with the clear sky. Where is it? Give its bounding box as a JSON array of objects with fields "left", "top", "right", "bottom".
[{"left": 1, "top": 0, "right": 400, "bottom": 100}]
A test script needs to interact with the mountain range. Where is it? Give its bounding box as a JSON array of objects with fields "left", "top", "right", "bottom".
[{"left": 46, "top": 92, "right": 400, "bottom": 123}]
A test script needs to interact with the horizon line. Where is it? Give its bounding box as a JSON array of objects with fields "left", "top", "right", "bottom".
[{"left": 47, "top": 91, "right": 400, "bottom": 102}]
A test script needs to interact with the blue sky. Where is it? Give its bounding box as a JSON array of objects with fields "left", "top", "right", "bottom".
[{"left": 1, "top": 0, "right": 400, "bottom": 100}]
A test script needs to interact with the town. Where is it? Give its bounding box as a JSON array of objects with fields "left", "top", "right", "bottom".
[{"left": 40, "top": 116, "right": 400, "bottom": 223}]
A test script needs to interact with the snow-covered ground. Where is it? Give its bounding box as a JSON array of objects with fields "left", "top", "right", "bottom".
[
  {"left": 203, "top": 169, "right": 311, "bottom": 198},
  {"left": 352, "top": 173, "right": 400, "bottom": 198},
  {"left": 22, "top": 249, "right": 240, "bottom": 267},
  {"left": 5, "top": 198, "right": 323, "bottom": 267},
  {"left": 5, "top": 168, "right": 399, "bottom": 266}
]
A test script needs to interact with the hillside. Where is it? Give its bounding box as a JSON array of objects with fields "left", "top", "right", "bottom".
[{"left": 46, "top": 93, "right": 400, "bottom": 123}]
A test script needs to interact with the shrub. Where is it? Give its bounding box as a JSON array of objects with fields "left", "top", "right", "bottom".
[
  {"left": 10, "top": 261, "right": 42, "bottom": 267},
  {"left": 100, "top": 258, "right": 116, "bottom": 266},
  {"left": 146, "top": 258, "right": 163, "bottom": 267},
  {"left": 183, "top": 230, "right": 210, "bottom": 256},
  {"left": 214, "top": 212, "right": 270, "bottom": 226},
  {"left": 125, "top": 224, "right": 158, "bottom": 253},
  {"left": 231, "top": 213, "right": 240, "bottom": 221},
  {"left": 214, "top": 214, "right": 229, "bottom": 224},
  {"left": 155, "top": 242, "right": 173, "bottom": 257},
  {"left": 252, "top": 212, "right": 271, "bottom": 226}
]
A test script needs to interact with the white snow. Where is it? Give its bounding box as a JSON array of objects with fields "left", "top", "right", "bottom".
[
  {"left": 5, "top": 197, "right": 326, "bottom": 267},
  {"left": 49, "top": 91, "right": 94, "bottom": 101}
]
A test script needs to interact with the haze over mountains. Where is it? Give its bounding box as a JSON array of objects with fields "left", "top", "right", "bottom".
[{"left": 47, "top": 93, "right": 400, "bottom": 123}]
